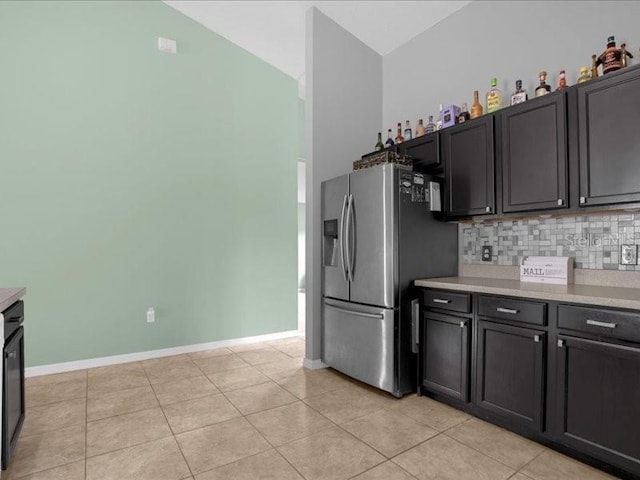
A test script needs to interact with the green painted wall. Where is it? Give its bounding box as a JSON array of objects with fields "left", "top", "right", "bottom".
[{"left": 0, "top": 1, "right": 298, "bottom": 367}]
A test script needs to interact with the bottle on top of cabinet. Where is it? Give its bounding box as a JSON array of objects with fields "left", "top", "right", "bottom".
[
  {"left": 577, "top": 66, "right": 591, "bottom": 83},
  {"left": 435, "top": 105, "right": 443, "bottom": 130},
  {"left": 596, "top": 36, "right": 623, "bottom": 75},
  {"left": 510, "top": 80, "right": 528, "bottom": 105},
  {"left": 385, "top": 129, "right": 395, "bottom": 147},
  {"left": 620, "top": 43, "right": 634, "bottom": 68},
  {"left": 415, "top": 119, "right": 425, "bottom": 137},
  {"left": 470, "top": 90, "right": 483, "bottom": 119},
  {"left": 394, "top": 123, "right": 405, "bottom": 144},
  {"left": 404, "top": 120, "right": 413, "bottom": 141},
  {"left": 425, "top": 115, "right": 436, "bottom": 134},
  {"left": 486, "top": 78, "right": 503, "bottom": 113},
  {"left": 591, "top": 54, "right": 599, "bottom": 79},
  {"left": 375, "top": 132, "right": 384, "bottom": 151},
  {"left": 458, "top": 103, "right": 470, "bottom": 123},
  {"left": 535, "top": 71, "right": 551, "bottom": 97},
  {"left": 556, "top": 70, "right": 567, "bottom": 91}
]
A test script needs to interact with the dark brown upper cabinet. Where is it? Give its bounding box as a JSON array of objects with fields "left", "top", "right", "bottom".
[
  {"left": 398, "top": 132, "right": 440, "bottom": 172},
  {"left": 500, "top": 92, "right": 568, "bottom": 213},
  {"left": 443, "top": 116, "right": 495, "bottom": 217},
  {"left": 577, "top": 65, "right": 640, "bottom": 207}
]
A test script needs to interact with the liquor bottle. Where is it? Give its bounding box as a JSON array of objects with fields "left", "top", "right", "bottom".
[
  {"left": 470, "top": 90, "right": 483, "bottom": 119},
  {"left": 591, "top": 54, "right": 599, "bottom": 79},
  {"left": 394, "top": 122, "right": 405, "bottom": 144},
  {"left": 510, "top": 80, "right": 528, "bottom": 105},
  {"left": 486, "top": 78, "right": 503, "bottom": 113},
  {"left": 404, "top": 120, "right": 413, "bottom": 141},
  {"left": 415, "top": 118, "right": 425, "bottom": 137},
  {"left": 435, "top": 105, "right": 443, "bottom": 130},
  {"left": 375, "top": 132, "right": 384, "bottom": 151},
  {"left": 577, "top": 66, "right": 590, "bottom": 83},
  {"left": 556, "top": 70, "right": 567, "bottom": 91},
  {"left": 535, "top": 71, "right": 551, "bottom": 97},
  {"left": 620, "top": 43, "right": 634, "bottom": 68},
  {"left": 385, "top": 129, "right": 395, "bottom": 147},
  {"left": 425, "top": 115, "right": 436, "bottom": 133},
  {"left": 597, "top": 36, "right": 623, "bottom": 75},
  {"left": 458, "top": 103, "right": 470, "bottom": 123}
]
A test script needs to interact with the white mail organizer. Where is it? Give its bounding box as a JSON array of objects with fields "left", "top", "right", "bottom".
[{"left": 520, "top": 256, "right": 574, "bottom": 285}]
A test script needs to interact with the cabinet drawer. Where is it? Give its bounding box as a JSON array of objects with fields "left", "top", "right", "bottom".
[
  {"left": 558, "top": 304, "right": 640, "bottom": 343},
  {"left": 424, "top": 290, "right": 471, "bottom": 314},
  {"left": 478, "top": 295, "right": 547, "bottom": 326}
]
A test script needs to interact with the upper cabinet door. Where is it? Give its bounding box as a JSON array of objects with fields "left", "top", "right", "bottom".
[
  {"left": 398, "top": 132, "right": 440, "bottom": 172},
  {"left": 443, "top": 116, "right": 495, "bottom": 217},
  {"left": 578, "top": 67, "right": 640, "bottom": 207},
  {"left": 501, "top": 93, "right": 568, "bottom": 213}
]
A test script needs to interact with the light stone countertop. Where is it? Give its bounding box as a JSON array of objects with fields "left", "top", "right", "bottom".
[
  {"left": 0, "top": 288, "right": 26, "bottom": 313},
  {"left": 415, "top": 277, "right": 640, "bottom": 311}
]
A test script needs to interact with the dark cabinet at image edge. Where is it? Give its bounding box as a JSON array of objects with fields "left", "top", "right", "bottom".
[{"left": 576, "top": 66, "right": 640, "bottom": 207}]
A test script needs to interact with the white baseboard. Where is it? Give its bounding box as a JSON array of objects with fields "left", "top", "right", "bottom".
[
  {"left": 26, "top": 330, "right": 301, "bottom": 378},
  {"left": 303, "top": 358, "right": 328, "bottom": 370}
]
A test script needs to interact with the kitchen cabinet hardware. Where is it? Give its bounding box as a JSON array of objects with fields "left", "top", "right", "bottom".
[
  {"left": 557, "top": 199, "right": 564, "bottom": 206},
  {"left": 586, "top": 319, "right": 617, "bottom": 329},
  {"left": 460, "top": 321, "right": 466, "bottom": 328},
  {"left": 579, "top": 196, "right": 587, "bottom": 204},
  {"left": 433, "top": 298, "right": 451, "bottom": 304},
  {"left": 533, "top": 334, "right": 540, "bottom": 342},
  {"left": 496, "top": 307, "right": 519, "bottom": 314}
]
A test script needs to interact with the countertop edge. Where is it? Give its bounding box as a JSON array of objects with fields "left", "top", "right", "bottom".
[
  {"left": 0, "top": 288, "right": 27, "bottom": 314},
  {"left": 414, "top": 278, "right": 640, "bottom": 311}
]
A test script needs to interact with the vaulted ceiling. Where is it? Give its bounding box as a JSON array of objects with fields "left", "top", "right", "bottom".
[{"left": 164, "top": 1, "right": 472, "bottom": 80}]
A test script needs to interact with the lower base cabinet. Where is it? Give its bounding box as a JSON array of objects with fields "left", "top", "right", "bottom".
[
  {"left": 477, "top": 321, "right": 546, "bottom": 432},
  {"left": 556, "top": 335, "right": 640, "bottom": 475},
  {"left": 421, "top": 312, "right": 470, "bottom": 402}
]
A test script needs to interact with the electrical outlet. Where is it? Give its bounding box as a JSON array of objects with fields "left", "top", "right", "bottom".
[
  {"left": 620, "top": 245, "right": 638, "bottom": 265},
  {"left": 482, "top": 245, "right": 493, "bottom": 262},
  {"left": 146, "top": 307, "right": 155, "bottom": 323}
]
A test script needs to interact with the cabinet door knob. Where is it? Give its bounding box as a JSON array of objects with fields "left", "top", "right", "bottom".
[
  {"left": 557, "top": 339, "right": 565, "bottom": 348},
  {"left": 557, "top": 199, "right": 564, "bottom": 206},
  {"left": 485, "top": 206, "right": 492, "bottom": 213},
  {"left": 460, "top": 321, "right": 466, "bottom": 328},
  {"left": 533, "top": 335, "right": 540, "bottom": 342},
  {"left": 579, "top": 197, "right": 587, "bottom": 204}
]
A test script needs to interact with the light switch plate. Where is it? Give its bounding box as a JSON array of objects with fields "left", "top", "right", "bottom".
[{"left": 620, "top": 244, "right": 638, "bottom": 265}]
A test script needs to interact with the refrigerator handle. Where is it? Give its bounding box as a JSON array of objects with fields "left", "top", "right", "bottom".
[
  {"left": 339, "top": 195, "right": 348, "bottom": 282},
  {"left": 346, "top": 194, "right": 355, "bottom": 282},
  {"left": 411, "top": 299, "right": 420, "bottom": 354}
]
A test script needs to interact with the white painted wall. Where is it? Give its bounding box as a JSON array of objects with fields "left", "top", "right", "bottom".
[
  {"left": 304, "top": 7, "right": 382, "bottom": 364},
  {"left": 383, "top": 1, "right": 640, "bottom": 130}
]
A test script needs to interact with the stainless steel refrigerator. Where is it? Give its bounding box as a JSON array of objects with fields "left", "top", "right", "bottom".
[{"left": 321, "top": 164, "right": 458, "bottom": 397}]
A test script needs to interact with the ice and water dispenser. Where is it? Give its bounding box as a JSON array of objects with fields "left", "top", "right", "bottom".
[{"left": 323, "top": 219, "right": 339, "bottom": 266}]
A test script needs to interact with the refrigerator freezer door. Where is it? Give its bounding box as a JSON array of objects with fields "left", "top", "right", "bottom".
[
  {"left": 348, "top": 165, "right": 396, "bottom": 308},
  {"left": 322, "top": 298, "right": 396, "bottom": 394},
  {"left": 322, "top": 175, "right": 349, "bottom": 301}
]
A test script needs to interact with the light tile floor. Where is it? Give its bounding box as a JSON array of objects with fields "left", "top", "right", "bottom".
[{"left": 15, "top": 336, "right": 619, "bottom": 480}]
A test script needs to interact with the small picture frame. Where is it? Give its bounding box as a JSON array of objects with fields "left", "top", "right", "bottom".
[{"left": 620, "top": 244, "right": 638, "bottom": 265}]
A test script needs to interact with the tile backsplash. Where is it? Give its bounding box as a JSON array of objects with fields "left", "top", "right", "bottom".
[{"left": 462, "top": 213, "right": 640, "bottom": 271}]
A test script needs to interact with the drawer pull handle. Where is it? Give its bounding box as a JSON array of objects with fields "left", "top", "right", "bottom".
[
  {"left": 433, "top": 299, "right": 451, "bottom": 304},
  {"left": 496, "top": 307, "right": 519, "bottom": 314},
  {"left": 586, "top": 319, "right": 617, "bottom": 329}
]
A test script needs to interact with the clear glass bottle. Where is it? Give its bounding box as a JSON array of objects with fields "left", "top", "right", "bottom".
[
  {"left": 510, "top": 80, "right": 528, "bottom": 105},
  {"left": 486, "top": 78, "right": 503, "bottom": 113},
  {"left": 470, "top": 90, "right": 483, "bottom": 119},
  {"left": 394, "top": 122, "right": 405, "bottom": 144},
  {"left": 458, "top": 103, "right": 470, "bottom": 123},
  {"left": 435, "top": 104, "right": 443, "bottom": 130},
  {"left": 535, "top": 71, "right": 551, "bottom": 97},
  {"left": 577, "top": 66, "right": 591, "bottom": 83},
  {"left": 404, "top": 120, "right": 412, "bottom": 141},
  {"left": 425, "top": 115, "right": 436, "bottom": 133},
  {"left": 375, "top": 132, "right": 384, "bottom": 151},
  {"left": 415, "top": 118, "right": 425, "bottom": 137},
  {"left": 385, "top": 129, "right": 395, "bottom": 147},
  {"left": 556, "top": 70, "right": 567, "bottom": 91}
]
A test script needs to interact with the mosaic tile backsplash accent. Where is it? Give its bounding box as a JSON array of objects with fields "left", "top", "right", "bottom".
[{"left": 462, "top": 213, "right": 640, "bottom": 271}]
